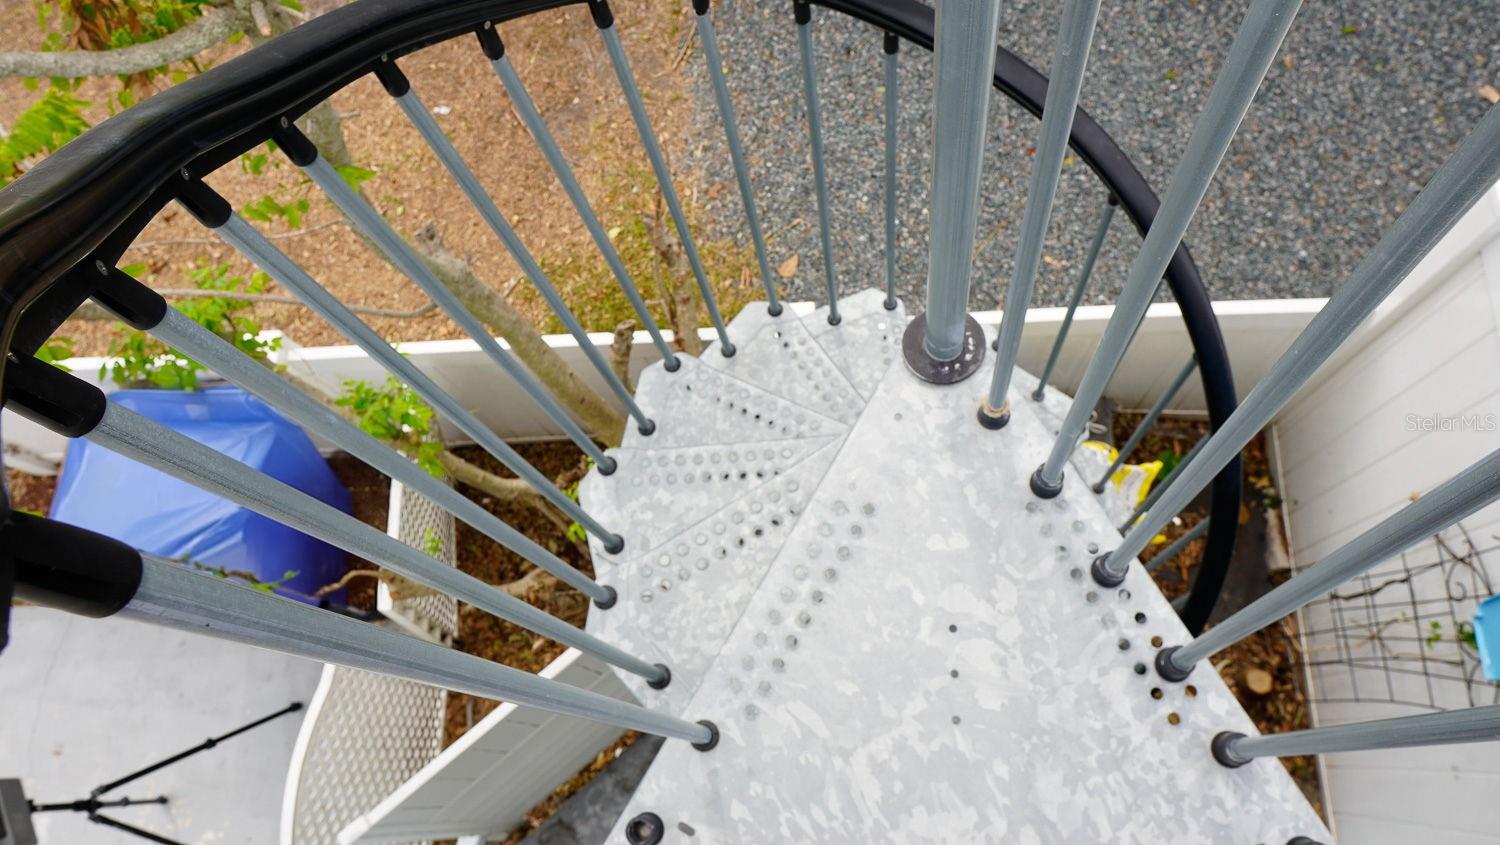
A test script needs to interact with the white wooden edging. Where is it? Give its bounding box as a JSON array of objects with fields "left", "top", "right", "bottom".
[
  {"left": 337, "top": 647, "right": 636, "bottom": 844},
  {"left": 3, "top": 300, "right": 1323, "bottom": 472},
  {"left": 1271, "top": 181, "right": 1500, "bottom": 845}
]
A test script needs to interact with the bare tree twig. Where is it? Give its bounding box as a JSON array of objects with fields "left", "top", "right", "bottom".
[
  {"left": 0, "top": 6, "right": 248, "bottom": 79},
  {"left": 126, "top": 220, "right": 345, "bottom": 250}
]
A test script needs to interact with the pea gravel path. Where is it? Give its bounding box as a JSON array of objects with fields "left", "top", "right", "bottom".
[{"left": 680, "top": 0, "right": 1498, "bottom": 310}]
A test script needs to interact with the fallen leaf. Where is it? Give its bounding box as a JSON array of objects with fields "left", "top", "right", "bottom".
[
  {"left": 1480, "top": 84, "right": 1500, "bottom": 104},
  {"left": 607, "top": 226, "right": 623, "bottom": 242},
  {"left": 777, "top": 254, "right": 799, "bottom": 278}
]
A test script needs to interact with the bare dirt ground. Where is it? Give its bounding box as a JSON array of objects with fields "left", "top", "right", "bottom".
[{"left": 0, "top": 0, "right": 762, "bottom": 356}]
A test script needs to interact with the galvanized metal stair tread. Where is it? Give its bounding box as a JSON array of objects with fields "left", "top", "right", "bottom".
[
  {"left": 621, "top": 354, "right": 847, "bottom": 450},
  {"left": 584, "top": 436, "right": 847, "bottom": 714},
  {"left": 809, "top": 288, "right": 906, "bottom": 400},
  {"left": 578, "top": 288, "right": 1327, "bottom": 842},
  {"left": 577, "top": 434, "right": 842, "bottom": 569},
  {"left": 700, "top": 301, "right": 866, "bottom": 425}
]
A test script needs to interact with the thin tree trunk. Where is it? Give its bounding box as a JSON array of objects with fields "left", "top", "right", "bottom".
[
  {"left": 411, "top": 223, "right": 627, "bottom": 446},
  {"left": 644, "top": 213, "right": 703, "bottom": 356},
  {"left": 610, "top": 319, "right": 636, "bottom": 391}
]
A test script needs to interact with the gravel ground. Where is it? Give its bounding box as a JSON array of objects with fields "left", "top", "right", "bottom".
[{"left": 682, "top": 0, "right": 1498, "bottom": 310}]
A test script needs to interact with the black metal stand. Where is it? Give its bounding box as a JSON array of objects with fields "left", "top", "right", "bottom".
[{"left": 26, "top": 701, "right": 303, "bottom": 844}]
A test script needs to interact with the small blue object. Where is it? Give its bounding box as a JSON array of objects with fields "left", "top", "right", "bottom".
[
  {"left": 1472, "top": 594, "right": 1500, "bottom": 682},
  {"left": 50, "top": 386, "right": 352, "bottom": 605}
]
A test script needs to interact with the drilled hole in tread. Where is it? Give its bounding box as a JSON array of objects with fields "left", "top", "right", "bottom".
[
  {"left": 1185, "top": 685, "right": 1198, "bottom": 698},
  {"left": 1167, "top": 712, "right": 1181, "bottom": 726},
  {"left": 1134, "top": 612, "right": 1147, "bottom": 624},
  {"left": 1151, "top": 635, "right": 1164, "bottom": 648},
  {"left": 1150, "top": 688, "right": 1163, "bottom": 700}
]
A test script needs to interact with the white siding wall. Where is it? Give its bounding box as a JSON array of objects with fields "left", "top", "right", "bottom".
[{"left": 1272, "top": 183, "right": 1500, "bottom": 843}]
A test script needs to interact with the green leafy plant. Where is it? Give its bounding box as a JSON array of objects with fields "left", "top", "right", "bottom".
[
  {"left": 335, "top": 376, "right": 445, "bottom": 477},
  {"left": 102, "top": 262, "right": 281, "bottom": 389},
  {"left": 186, "top": 559, "right": 298, "bottom": 594},
  {"left": 421, "top": 525, "right": 444, "bottom": 557},
  {"left": 34, "top": 335, "right": 76, "bottom": 369},
  {"left": 0, "top": 86, "right": 91, "bottom": 185}
]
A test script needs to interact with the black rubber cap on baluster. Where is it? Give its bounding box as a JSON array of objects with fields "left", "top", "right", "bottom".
[
  {"left": 1211, "top": 731, "right": 1249, "bottom": 768},
  {"left": 691, "top": 719, "right": 720, "bottom": 751},
  {"left": 1090, "top": 552, "right": 1127, "bottom": 588},
  {"left": 92, "top": 267, "right": 168, "bottom": 330},
  {"left": 794, "top": 0, "right": 811, "bottom": 25},
  {"left": 625, "top": 812, "right": 665, "bottom": 845},
  {"left": 976, "top": 403, "right": 1009, "bottom": 430},
  {"left": 597, "top": 455, "right": 618, "bottom": 476},
  {"left": 1286, "top": 838, "right": 1325, "bottom": 845},
  {"left": 373, "top": 57, "right": 409, "bottom": 97},
  {"left": 593, "top": 585, "right": 617, "bottom": 609},
  {"left": 604, "top": 534, "right": 625, "bottom": 555},
  {"left": 1154, "top": 645, "right": 1194, "bottom": 682},
  {"left": 638, "top": 418, "right": 657, "bottom": 436},
  {"left": 767, "top": 301, "right": 784, "bottom": 317},
  {"left": 476, "top": 22, "right": 504, "bottom": 60},
  {"left": 647, "top": 663, "right": 672, "bottom": 690},
  {"left": 176, "top": 175, "right": 232, "bottom": 228},
  {"left": 272, "top": 122, "right": 318, "bottom": 166},
  {"left": 692, "top": 0, "right": 709, "bottom": 14},
  {"left": 662, "top": 355, "right": 682, "bottom": 373},
  {"left": 884, "top": 31, "right": 899, "bottom": 54},
  {"left": 585, "top": 0, "right": 613, "bottom": 29},
  {"left": 1029, "top": 465, "right": 1063, "bottom": 499}
]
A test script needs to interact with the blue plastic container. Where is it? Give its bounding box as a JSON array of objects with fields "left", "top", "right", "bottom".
[
  {"left": 1473, "top": 594, "right": 1500, "bottom": 682},
  {"left": 49, "top": 386, "right": 352, "bottom": 604}
]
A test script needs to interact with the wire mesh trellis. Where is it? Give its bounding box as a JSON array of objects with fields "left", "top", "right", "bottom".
[{"left": 1299, "top": 520, "right": 1500, "bottom": 712}]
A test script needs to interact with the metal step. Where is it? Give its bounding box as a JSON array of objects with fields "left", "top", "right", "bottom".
[{"left": 581, "top": 288, "right": 1329, "bottom": 842}]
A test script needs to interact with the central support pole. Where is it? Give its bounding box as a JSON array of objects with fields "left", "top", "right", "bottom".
[{"left": 902, "top": 0, "right": 999, "bottom": 384}]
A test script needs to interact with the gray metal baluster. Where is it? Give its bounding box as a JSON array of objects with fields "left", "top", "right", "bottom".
[
  {"left": 1144, "top": 517, "right": 1211, "bottom": 574},
  {"left": 1094, "top": 357, "right": 1197, "bottom": 493},
  {"left": 374, "top": 61, "right": 654, "bottom": 435},
  {"left": 139, "top": 303, "right": 616, "bottom": 608},
  {"left": 907, "top": 0, "right": 1000, "bottom": 383},
  {"left": 1213, "top": 702, "right": 1500, "bottom": 768},
  {"left": 982, "top": 0, "right": 1102, "bottom": 428},
  {"left": 1031, "top": 0, "right": 1303, "bottom": 499},
  {"left": 794, "top": 0, "right": 841, "bottom": 325},
  {"left": 1170, "top": 592, "right": 1189, "bottom": 614},
  {"left": 1032, "top": 197, "right": 1117, "bottom": 401},
  {"left": 1120, "top": 436, "right": 1206, "bottom": 533},
  {"left": 124, "top": 555, "right": 713, "bottom": 744},
  {"left": 288, "top": 153, "right": 624, "bottom": 547},
  {"left": 883, "top": 31, "right": 900, "bottom": 311},
  {"left": 206, "top": 208, "right": 626, "bottom": 555},
  {"left": 693, "top": 0, "right": 780, "bottom": 315},
  {"left": 288, "top": 150, "right": 613, "bottom": 472},
  {"left": 1093, "top": 103, "right": 1500, "bottom": 587},
  {"left": 84, "top": 401, "right": 673, "bottom": 685},
  {"left": 476, "top": 24, "right": 680, "bottom": 369},
  {"left": 1156, "top": 449, "right": 1500, "bottom": 681},
  {"left": 592, "top": 6, "right": 734, "bottom": 355}
]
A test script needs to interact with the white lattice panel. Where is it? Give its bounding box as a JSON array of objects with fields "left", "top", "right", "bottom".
[
  {"left": 379, "top": 482, "right": 460, "bottom": 645},
  {"left": 281, "top": 482, "right": 457, "bottom": 844}
]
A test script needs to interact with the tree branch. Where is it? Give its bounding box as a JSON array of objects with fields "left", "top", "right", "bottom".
[{"left": 0, "top": 7, "right": 248, "bottom": 79}]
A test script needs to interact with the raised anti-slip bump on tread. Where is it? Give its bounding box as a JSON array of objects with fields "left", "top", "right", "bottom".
[
  {"left": 809, "top": 289, "right": 905, "bottom": 399},
  {"left": 622, "top": 355, "right": 848, "bottom": 451},
  {"left": 578, "top": 435, "right": 840, "bottom": 556},
  {"left": 700, "top": 301, "right": 867, "bottom": 424},
  {"left": 598, "top": 287, "right": 1329, "bottom": 842},
  {"left": 584, "top": 437, "right": 846, "bottom": 714}
]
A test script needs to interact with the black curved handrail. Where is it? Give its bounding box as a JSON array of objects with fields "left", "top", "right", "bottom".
[
  {"left": 818, "top": 0, "right": 1242, "bottom": 634},
  {"left": 0, "top": 0, "right": 1239, "bottom": 633},
  {"left": 0, "top": 0, "right": 585, "bottom": 375}
]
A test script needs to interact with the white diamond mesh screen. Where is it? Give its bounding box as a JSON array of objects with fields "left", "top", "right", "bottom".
[{"left": 281, "top": 482, "right": 456, "bottom": 845}]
